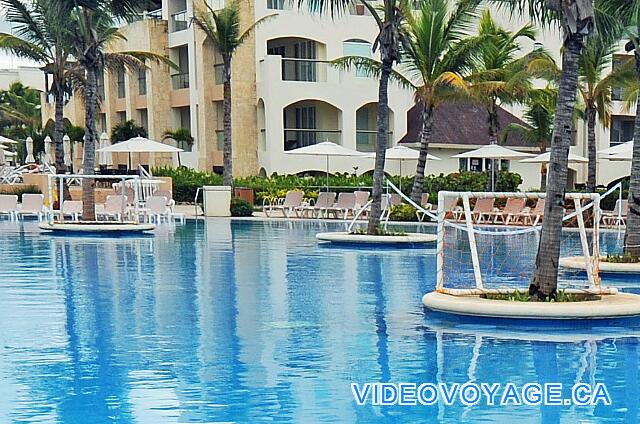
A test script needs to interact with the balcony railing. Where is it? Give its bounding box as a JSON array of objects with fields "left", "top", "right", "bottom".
[
  {"left": 356, "top": 130, "right": 394, "bottom": 152},
  {"left": 281, "top": 58, "right": 328, "bottom": 82},
  {"left": 170, "top": 11, "right": 188, "bottom": 32},
  {"left": 284, "top": 129, "right": 341, "bottom": 151},
  {"left": 171, "top": 72, "right": 190, "bottom": 89}
]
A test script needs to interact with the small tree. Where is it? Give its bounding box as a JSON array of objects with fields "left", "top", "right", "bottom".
[
  {"left": 163, "top": 128, "right": 194, "bottom": 151},
  {"left": 111, "top": 120, "right": 147, "bottom": 144},
  {"left": 193, "top": 1, "right": 275, "bottom": 187}
]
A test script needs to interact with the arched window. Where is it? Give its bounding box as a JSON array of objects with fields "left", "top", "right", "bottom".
[{"left": 342, "top": 39, "right": 371, "bottom": 78}]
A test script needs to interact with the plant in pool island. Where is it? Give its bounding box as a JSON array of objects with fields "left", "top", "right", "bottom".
[
  {"left": 483, "top": 289, "right": 597, "bottom": 302},
  {"left": 0, "top": 0, "right": 77, "bottom": 175},
  {"left": 296, "top": 0, "right": 410, "bottom": 235},
  {"left": 230, "top": 197, "right": 254, "bottom": 217},
  {"left": 352, "top": 226, "right": 407, "bottom": 236},
  {"left": 604, "top": 254, "right": 640, "bottom": 264},
  {"left": 192, "top": 1, "right": 275, "bottom": 187}
]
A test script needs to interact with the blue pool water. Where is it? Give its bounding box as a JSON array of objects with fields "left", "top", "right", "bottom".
[{"left": 0, "top": 219, "right": 638, "bottom": 423}]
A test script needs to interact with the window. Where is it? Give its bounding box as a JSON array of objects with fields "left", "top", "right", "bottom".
[
  {"left": 117, "top": 111, "right": 126, "bottom": 123},
  {"left": 267, "top": 0, "right": 285, "bottom": 9},
  {"left": 99, "top": 113, "right": 107, "bottom": 134},
  {"left": 214, "top": 51, "right": 225, "bottom": 85},
  {"left": 139, "top": 109, "right": 149, "bottom": 133},
  {"left": 343, "top": 40, "right": 371, "bottom": 78},
  {"left": 116, "top": 67, "right": 126, "bottom": 98},
  {"left": 610, "top": 116, "right": 634, "bottom": 146},
  {"left": 611, "top": 55, "right": 631, "bottom": 101},
  {"left": 138, "top": 68, "right": 147, "bottom": 95},
  {"left": 215, "top": 101, "right": 224, "bottom": 150},
  {"left": 97, "top": 72, "right": 105, "bottom": 100}
]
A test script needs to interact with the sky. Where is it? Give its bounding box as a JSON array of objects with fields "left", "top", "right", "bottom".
[{"left": 0, "top": 12, "right": 38, "bottom": 69}]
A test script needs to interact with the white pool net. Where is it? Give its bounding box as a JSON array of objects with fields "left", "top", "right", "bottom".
[{"left": 385, "top": 181, "right": 604, "bottom": 294}]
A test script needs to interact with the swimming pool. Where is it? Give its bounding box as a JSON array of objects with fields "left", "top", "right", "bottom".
[{"left": 0, "top": 219, "right": 637, "bottom": 423}]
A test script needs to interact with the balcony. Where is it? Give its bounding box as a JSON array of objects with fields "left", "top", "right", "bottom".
[
  {"left": 356, "top": 131, "right": 394, "bottom": 152},
  {"left": 171, "top": 72, "right": 190, "bottom": 90},
  {"left": 170, "top": 10, "right": 188, "bottom": 32},
  {"left": 281, "top": 58, "right": 330, "bottom": 82},
  {"left": 284, "top": 129, "right": 342, "bottom": 150}
]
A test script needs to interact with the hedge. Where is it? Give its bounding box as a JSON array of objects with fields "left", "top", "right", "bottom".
[{"left": 153, "top": 167, "right": 523, "bottom": 204}]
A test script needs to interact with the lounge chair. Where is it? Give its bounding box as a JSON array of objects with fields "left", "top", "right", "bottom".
[
  {"left": 327, "top": 192, "right": 357, "bottom": 219},
  {"left": 17, "top": 194, "right": 44, "bottom": 221},
  {"left": 515, "top": 199, "right": 545, "bottom": 226},
  {"left": 144, "top": 195, "right": 171, "bottom": 223},
  {"left": 354, "top": 191, "right": 370, "bottom": 209},
  {"left": 390, "top": 193, "right": 402, "bottom": 206},
  {"left": 263, "top": 190, "right": 305, "bottom": 218},
  {"left": 416, "top": 193, "right": 434, "bottom": 222},
  {"left": 491, "top": 198, "right": 527, "bottom": 225},
  {"left": 471, "top": 198, "right": 495, "bottom": 224},
  {"left": 601, "top": 199, "right": 628, "bottom": 227},
  {"left": 0, "top": 194, "right": 18, "bottom": 220},
  {"left": 98, "top": 195, "right": 128, "bottom": 221},
  {"left": 296, "top": 192, "right": 336, "bottom": 218},
  {"left": 154, "top": 190, "right": 176, "bottom": 210},
  {"left": 58, "top": 200, "right": 83, "bottom": 221},
  {"left": 441, "top": 197, "right": 462, "bottom": 221}
]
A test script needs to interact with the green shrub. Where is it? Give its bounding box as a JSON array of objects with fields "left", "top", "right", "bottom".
[
  {"left": 389, "top": 204, "right": 418, "bottom": 222},
  {"left": 230, "top": 197, "right": 254, "bottom": 217},
  {"left": 0, "top": 185, "right": 41, "bottom": 201}
]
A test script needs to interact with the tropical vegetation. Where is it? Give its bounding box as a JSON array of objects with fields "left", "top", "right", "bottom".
[{"left": 111, "top": 120, "right": 147, "bottom": 144}]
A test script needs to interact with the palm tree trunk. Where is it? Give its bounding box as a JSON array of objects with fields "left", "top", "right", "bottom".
[
  {"left": 624, "top": 54, "right": 640, "bottom": 258},
  {"left": 54, "top": 90, "right": 66, "bottom": 174},
  {"left": 530, "top": 33, "right": 583, "bottom": 300},
  {"left": 586, "top": 106, "right": 597, "bottom": 192},
  {"left": 367, "top": 57, "right": 393, "bottom": 234},
  {"left": 410, "top": 102, "right": 434, "bottom": 204},
  {"left": 222, "top": 57, "right": 233, "bottom": 187},
  {"left": 82, "top": 64, "right": 98, "bottom": 221}
]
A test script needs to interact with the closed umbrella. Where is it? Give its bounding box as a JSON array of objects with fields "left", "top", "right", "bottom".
[
  {"left": 99, "top": 132, "right": 113, "bottom": 166},
  {"left": 25, "top": 136, "right": 35, "bottom": 163},
  {"left": 63, "top": 135, "right": 72, "bottom": 168},
  {"left": 453, "top": 145, "right": 534, "bottom": 191},
  {"left": 287, "top": 141, "right": 366, "bottom": 191},
  {"left": 43, "top": 136, "right": 52, "bottom": 164}
]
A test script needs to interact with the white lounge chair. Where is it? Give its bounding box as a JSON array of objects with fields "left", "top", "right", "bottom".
[
  {"left": 263, "top": 190, "right": 305, "bottom": 218},
  {"left": 601, "top": 199, "right": 628, "bottom": 227},
  {"left": 416, "top": 193, "right": 433, "bottom": 222},
  {"left": 0, "top": 194, "right": 18, "bottom": 220},
  {"left": 144, "top": 195, "right": 171, "bottom": 223},
  {"left": 327, "top": 192, "right": 357, "bottom": 219},
  {"left": 17, "top": 194, "right": 44, "bottom": 221},
  {"left": 58, "top": 200, "right": 83, "bottom": 221},
  {"left": 98, "top": 195, "right": 128, "bottom": 221},
  {"left": 296, "top": 192, "right": 336, "bottom": 218}
]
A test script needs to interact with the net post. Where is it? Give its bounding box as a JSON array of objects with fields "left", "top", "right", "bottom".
[
  {"left": 462, "top": 193, "right": 483, "bottom": 290},
  {"left": 573, "top": 196, "right": 596, "bottom": 288},
  {"left": 58, "top": 175, "right": 64, "bottom": 223},
  {"left": 592, "top": 194, "right": 601, "bottom": 288},
  {"left": 47, "top": 174, "right": 54, "bottom": 223},
  {"left": 134, "top": 177, "right": 140, "bottom": 224},
  {"left": 435, "top": 191, "right": 446, "bottom": 291}
]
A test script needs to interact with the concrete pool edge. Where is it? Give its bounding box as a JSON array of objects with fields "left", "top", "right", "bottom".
[
  {"left": 316, "top": 232, "right": 437, "bottom": 244},
  {"left": 560, "top": 256, "right": 640, "bottom": 274},
  {"left": 39, "top": 222, "right": 156, "bottom": 233},
  {"left": 422, "top": 291, "right": 640, "bottom": 320}
]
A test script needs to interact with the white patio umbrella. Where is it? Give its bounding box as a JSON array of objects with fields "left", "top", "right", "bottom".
[
  {"left": 97, "top": 135, "right": 184, "bottom": 169},
  {"left": 98, "top": 132, "right": 113, "bottom": 166},
  {"left": 63, "top": 135, "right": 72, "bottom": 168},
  {"left": 599, "top": 140, "right": 632, "bottom": 158},
  {"left": 520, "top": 150, "right": 588, "bottom": 163},
  {"left": 453, "top": 144, "right": 534, "bottom": 191},
  {"left": 25, "top": 136, "right": 35, "bottom": 163},
  {"left": 0, "top": 136, "right": 18, "bottom": 145},
  {"left": 368, "top": 145, "right": 441, "bottom": 191},
  {"left": 43, "top": 136, "right": 52, "bottom": 165},
  {"left": 287, "top": 141, "right": 366, "bottom": 191}
]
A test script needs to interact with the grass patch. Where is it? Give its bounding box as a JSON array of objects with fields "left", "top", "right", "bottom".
[
  {"left": 604, "top": 254, "right": 640, "bottom": 264},
  {"left": 482, "top": 289, "right": 600, "bottom": 302}
]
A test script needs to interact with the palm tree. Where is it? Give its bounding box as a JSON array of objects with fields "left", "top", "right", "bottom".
[
  {"left": 577, "top": 35, "right": 621, "bottom": 192},
  {"left": 163, "top": 128, "right": 194, "bottom": 151},
  {"left": 296, "top": 0, "right": 410, "bottom": 234},
  {"left": 400, "top": 0, "right": 481, "bottom": 203},
  {"left": 466, "top": 11, "right": 538, "bottom": 190},
  {"left": 500, "top": 0, "right": 598, "bottom": 300},
  {"left": 55, "top": 0, "right": 174, "bottom": 220},
  {"left": 503, "top": 87, "right": 557, "bottom": 189},
  {"left": 0, "top": 0, "right": 76, "bottom": 174},
  {"left": 192, "top": 1, "right": 275, "bottom": 187}
]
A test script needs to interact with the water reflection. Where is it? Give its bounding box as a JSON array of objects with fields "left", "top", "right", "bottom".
[{"left": 0, "top": 220, "right": 637, "bottom": 423}]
